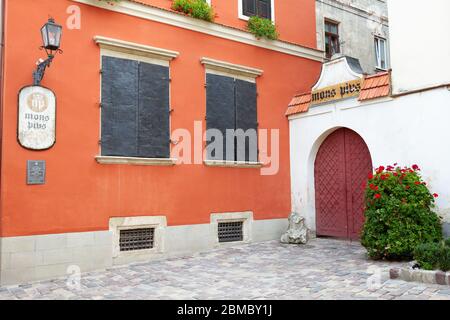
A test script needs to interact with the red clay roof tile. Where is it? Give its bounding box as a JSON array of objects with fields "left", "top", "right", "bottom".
[
  {"left": 359, "top": 71, "right": 391, "bottom": 101},
  {"left": 285, "top": 92, "right": 311, "bottom": 116}
]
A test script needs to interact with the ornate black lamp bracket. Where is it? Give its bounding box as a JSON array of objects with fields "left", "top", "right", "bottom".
[{"left": 32, "top": 48, "right": 62, "bottom": 86}]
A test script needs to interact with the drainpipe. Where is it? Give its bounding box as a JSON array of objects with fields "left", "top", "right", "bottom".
[{"left": 0, "top": 0, "right": 5, "bottom": 284}]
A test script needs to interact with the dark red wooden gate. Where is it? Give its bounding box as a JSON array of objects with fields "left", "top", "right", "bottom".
[{"left": 314, "top": 128, "right": 372, "bottom": 240}]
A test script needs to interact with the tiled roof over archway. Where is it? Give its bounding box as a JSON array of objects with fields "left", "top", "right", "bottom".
[{"left": 286, "top": 71, "right": 391, "bottom": 117}]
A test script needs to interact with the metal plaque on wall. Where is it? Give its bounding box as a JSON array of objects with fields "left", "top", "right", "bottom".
[
  {"left": 27, "top": 160, "right": 46, "bottom": 185},
  {"left": 18, "top": 86, "right": 56, "bottom": 150}
]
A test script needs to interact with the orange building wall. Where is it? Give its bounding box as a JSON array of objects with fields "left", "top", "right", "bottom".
[
  {"left": 0, "top": 0, "right": 321, "bottom": 237},
  {"left": 135, "top": 0, "right": 318, "bottom": 48}
]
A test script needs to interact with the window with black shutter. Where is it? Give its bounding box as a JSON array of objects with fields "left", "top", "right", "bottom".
[
  {"left": 206, "top": 73, "right": 258, "bottom": 163},
  {"left": 242, "top": 0, "right": 272, "bottom": 20},
  {"left": 101, "top": 56, "right": 170, "bottom": 159}
]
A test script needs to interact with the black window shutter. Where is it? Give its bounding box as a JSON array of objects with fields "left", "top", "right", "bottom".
[
  {"left": 242, "top": 0, "right": 257, "bottom": 17},
  {"left": 101, "top": 56, "right": 139, "bottom": 157},
  {"left": 138, "top": 62, "right": 170, "bottom": 158},
  {"left": 257, "top": 0, "right": 271, "bottom": 19},
  {"left": 235, "top": 79, "right": 258, "bottom": 162},
  {"left": 206, "top": 74, "right": 236, "bottom": 161}
]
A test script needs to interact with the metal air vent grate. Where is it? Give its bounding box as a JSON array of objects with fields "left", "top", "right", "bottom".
[
  {"left": 119, "top": 228, "right": 154, "bottom": 252},
  {"left": 218, "top": 221, "right": 244, "bottom": 243}
]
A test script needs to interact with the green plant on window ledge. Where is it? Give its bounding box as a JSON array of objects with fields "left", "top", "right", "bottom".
[
  {"left": 247, "top": 16, "right": 279, "bottom": 40},
  {"left": 172, "top": 0, "right": 215, "bottom": 22}
]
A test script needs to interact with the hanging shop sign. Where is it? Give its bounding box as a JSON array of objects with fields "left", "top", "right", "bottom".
[
  {"left": 18, "top": 86, "right": 56, "bottom": 150},
  {"left": 311, "top": 79, "right": 362, "bottom": 105}
]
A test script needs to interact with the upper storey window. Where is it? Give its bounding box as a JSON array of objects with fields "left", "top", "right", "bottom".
[
  {"left": 374, "top": 36, "right": 388, "bottom": 70},
  {"left": 239, "top": 0, "right": 274, "bottom": 21},
  {"left": 324, "top": 19, "right": 340, "bottom": 59}
]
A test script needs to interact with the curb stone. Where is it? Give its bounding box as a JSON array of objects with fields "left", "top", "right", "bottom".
[{"left": 390, "top": 268, "right": 450, "bottom": 286}]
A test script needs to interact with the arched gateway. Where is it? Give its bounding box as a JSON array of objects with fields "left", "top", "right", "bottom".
[{"left": 314, "top": 128, "right": 372, "bottom": 240}]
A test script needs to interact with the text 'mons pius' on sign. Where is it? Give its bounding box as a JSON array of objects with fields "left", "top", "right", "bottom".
[
  {"left": 311, "top": 79, "right": 362, "bottom": 105},
  {"left": 18, "top": 86, "right": 56, "bottom": 150}
]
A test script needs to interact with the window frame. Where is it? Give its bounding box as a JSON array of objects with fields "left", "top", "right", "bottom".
[
  {"left": 94, "top": 37, "right": 179, "bottom": 166},
  {"left": 374, "top": 36, "right": 388, "bottom": 71},
  {"left": 238, "top": 0, "right": 275, "bottom": 22},
  {"left": 99, "top": 51, "right": 171, "bottom": 159},
  {"left": 201, "top": 58, "right": 263, "bottom": 168},
  {"left": 324, "top": 19, "right": 340, "bottom": 59}
]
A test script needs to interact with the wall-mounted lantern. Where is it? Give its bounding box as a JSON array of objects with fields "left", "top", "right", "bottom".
[{"left": 32, "top": 18, "right": 63, "bottom": 86}]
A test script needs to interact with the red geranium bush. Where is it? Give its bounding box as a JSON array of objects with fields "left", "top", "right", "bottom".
[{"left": 361, "top": 164, "right": 442, "bottom": 260}]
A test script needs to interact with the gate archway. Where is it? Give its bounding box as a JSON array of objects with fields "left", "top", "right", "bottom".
[{"left": 314, "top": 128, "right": 372, "bottom": 239}]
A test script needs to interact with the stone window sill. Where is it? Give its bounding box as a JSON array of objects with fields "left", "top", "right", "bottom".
[
  {"left": 203, "top": 160, "right": 263, "bottom": 168},
  {"left": 95, "top": 156, "right": 177, "bottom": 166}
]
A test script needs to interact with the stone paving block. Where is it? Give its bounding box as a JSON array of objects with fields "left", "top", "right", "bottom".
[
  {"left": 421, "top": 270, "right": 437, "bottom": 284},
  {"left": 435, "top": 272, "right": 446, "bottom": 285}
]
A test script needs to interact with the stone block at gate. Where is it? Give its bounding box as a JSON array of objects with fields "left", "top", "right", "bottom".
[{"left": 281, "top": 212, "right": 309, "bottom": 244}]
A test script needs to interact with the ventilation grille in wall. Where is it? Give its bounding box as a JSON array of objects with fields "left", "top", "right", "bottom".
[
  {"left": 218, "top": 221, "right": 244, "bottom": 243},
  {"left": 119, "top": 228, "right": 155, "bottom": 252}
]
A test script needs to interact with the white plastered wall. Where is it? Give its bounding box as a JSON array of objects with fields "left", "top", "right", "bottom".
[{"left": 289, "top": 87, "right": 450, "bottom": 234}]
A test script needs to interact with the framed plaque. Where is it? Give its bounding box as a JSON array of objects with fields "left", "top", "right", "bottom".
[
  {"left": 27, "top": 160, "right": 46, "bottom": 185},
  {"left": 18, "top": 86, "right": 56, "bottom": 150}
]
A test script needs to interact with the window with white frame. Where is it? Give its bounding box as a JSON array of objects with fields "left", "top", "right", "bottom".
[
  {"left": 95, "top": 37, "right": 179, "bottom": 160},
  {"left": 239, "top": 0, "right": 274, "bottom": 21},
  {"left": 374, "top": 36, "right": 387, "bottom": 70}
]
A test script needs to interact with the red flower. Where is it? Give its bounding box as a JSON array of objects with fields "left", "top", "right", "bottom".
[
  {"left": 374, "top": 194, "right": 381, "bottom": 199},
  {"left": 368, "top": 173, "right": 374, "bottom": 180},
  {"left": 380, "top": 174, "right": 387, "bottom": 181},
  {"left": 433, "top": 193, "right": 439, "bottom": 198},
  {"left": 414, "top": 181, "right": 421, "bottom": 185},
  {"left": 412, "top": 164, "right": 420, "bottom": 171},
  {"left": 393, "top": 172, "right": 398, "bottom": 177},
  {"left": 376, "top": 166, "right": 385, "bottom": 174},
  {"left": 405, "top": 185, "right": 410, "bottom": 190},
  {"left": 369, "top": 184, "right": 379, "bottom": 191}
]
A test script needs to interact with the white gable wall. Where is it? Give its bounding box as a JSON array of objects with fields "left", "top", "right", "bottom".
[
  {"left": 388, "top": 0, "right": 450, "bottom": 94},
  {"left": 289, "top": 87, "right": 450, "bottom": 236}
]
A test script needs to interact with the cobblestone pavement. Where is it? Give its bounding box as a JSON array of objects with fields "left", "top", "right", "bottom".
[{"left": 0, "top": 238, "right": 449, "bottom": 300}]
